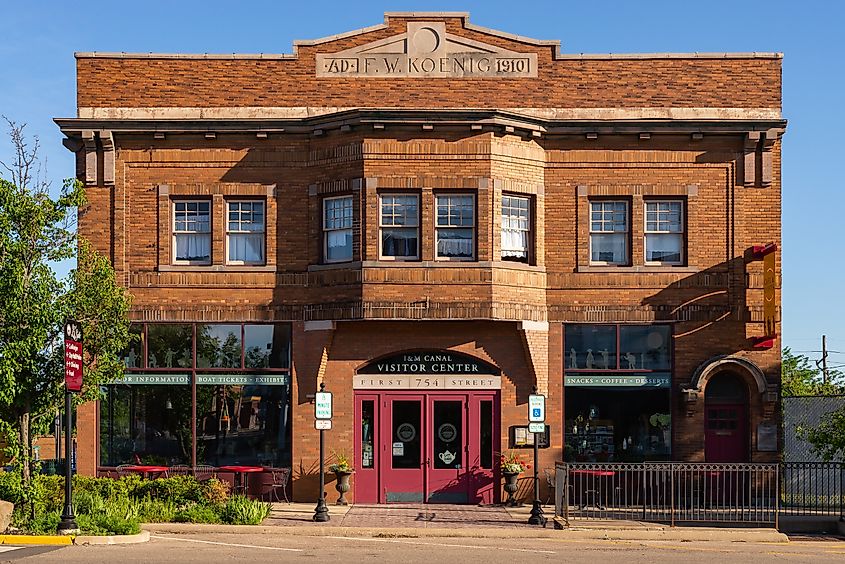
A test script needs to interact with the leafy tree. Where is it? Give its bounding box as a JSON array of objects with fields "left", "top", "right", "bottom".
[
  {"left": 801, "top": 409, "right": 845, "bottom": 461},
  {"left": 0, "top": 120, "right": 132, "bottom": 487},
  {"left": 781, "top": 347, "right": 844, "bottom": 396}
]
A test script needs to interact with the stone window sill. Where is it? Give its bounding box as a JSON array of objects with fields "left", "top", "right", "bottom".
[
  {"left": 577, "top": 265, "right": 699, "bottom": 274},
  {"left": 158, "top": 264, "right": 278, "bottom": 273}
]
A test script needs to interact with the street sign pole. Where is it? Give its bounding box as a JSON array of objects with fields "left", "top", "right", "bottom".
[
  {"left": 527, "top": 387, "right": 547, "bottom": 526},
  {"left": 57, "top": 319, "right": 82, "bottom": 535},
  {"left": 313, "top": 382, "right": 331, "bottom": 522}
]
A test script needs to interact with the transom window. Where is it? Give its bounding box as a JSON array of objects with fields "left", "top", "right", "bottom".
[
  {"left": 645, "top": 200, "right": 684, "bottom": 264},
  {"left": 380, "top": 194, "right": 419, "bottom": 259},
  {"left": 590, "top": 200, "right": 628, "bottom": 265},
  {"left": 323, "top": 195, "right": 353, "bottom": 263},
  {"left": 173, "top": 200, "right": 211, "bottom": 265},
  {"left": 226, "top": 200, "right": 265, "bottom": 265},
  {"left": 436, "top": 194, "right": 475, "bottom": 260},
  {"left": 501, "top": 195, "right": 531, "bottom": 262}
]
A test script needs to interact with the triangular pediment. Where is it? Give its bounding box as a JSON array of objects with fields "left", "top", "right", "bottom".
[{"left": 316, "top": 21, "right": 537, "bottom": 78}]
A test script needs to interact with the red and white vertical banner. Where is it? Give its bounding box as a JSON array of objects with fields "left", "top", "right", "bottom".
[{"left": 64, "top": 320, "right": 83, "bottom": 393}]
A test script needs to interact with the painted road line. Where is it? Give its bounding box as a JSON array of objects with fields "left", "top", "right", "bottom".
[
  {"left": 149, "top": 535, "right": 303, "bottom": 552},
  {"left": 326, "top": 536, "right": 556, "bottom": 554},
  {"left": 0, "top": 535, "right": 73, "bottom": 546},
  {"left": 0, "top": 546, "right": 24, "bottom": 553}
]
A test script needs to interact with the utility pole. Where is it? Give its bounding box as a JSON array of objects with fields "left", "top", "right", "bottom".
[{"left": 821, "top": 335, "right": 829, "bottom": 386}]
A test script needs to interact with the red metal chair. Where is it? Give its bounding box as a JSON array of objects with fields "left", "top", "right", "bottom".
[{"left": 266, "top": 467, "right": 291, "bottom": 503}]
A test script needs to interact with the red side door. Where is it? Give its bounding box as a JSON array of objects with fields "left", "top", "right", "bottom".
[{"left": 705, "top": 404, "right": 748, "bottom": 462}]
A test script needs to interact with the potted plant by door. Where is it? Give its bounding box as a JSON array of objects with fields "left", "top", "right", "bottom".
[
  {"left": 329, "top": 451, "right": 354, "bottom": 506},
  {"left": 500, "top": 450, "right": 528, "bottom": 507}
]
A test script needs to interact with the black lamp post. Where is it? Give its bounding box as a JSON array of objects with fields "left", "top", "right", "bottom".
[
  {"left": 57, "top": 319, "right": 83, "bottom": 535},
  {"left": 56, "top": 389, "right": 78, "bottom": 533},
  {"left": 528, "top": 386, "right": 547, "bottom": 526},
  {"left": 313, "top": 382, "right": 330, "bottom": 522}
]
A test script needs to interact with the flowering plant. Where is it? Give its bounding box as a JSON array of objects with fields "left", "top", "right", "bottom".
[
  {"left": 500, "top": 450, "right": 528, "bottom": 474},
  {"left": 329, "top": 450, "right": 354, "bottom": 473}
]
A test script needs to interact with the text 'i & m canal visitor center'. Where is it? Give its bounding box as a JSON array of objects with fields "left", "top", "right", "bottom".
[{"left": 56, "top": 11, "right": 784, "bottom": 504}]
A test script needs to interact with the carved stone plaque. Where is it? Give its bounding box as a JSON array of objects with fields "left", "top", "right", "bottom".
[{"left": 316, "top": 22, "right": 537, "bottom": 78}]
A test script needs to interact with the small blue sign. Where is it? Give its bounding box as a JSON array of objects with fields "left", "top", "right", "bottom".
[{"left": 532, "top": 408, "right": 541, "bottom": 418}]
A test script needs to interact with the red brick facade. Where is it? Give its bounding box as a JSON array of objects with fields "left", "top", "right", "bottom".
[{"left": 59, "top": 12, "right": 784, "bottom": 503}]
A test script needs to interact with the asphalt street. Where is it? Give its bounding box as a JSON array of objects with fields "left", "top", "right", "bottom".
[{"left": 2, "top": 534, "right": 845, "bottom": 563}]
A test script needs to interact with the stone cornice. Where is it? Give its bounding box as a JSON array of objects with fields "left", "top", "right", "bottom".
[{"left": 55, "top": 107, "right": 787, "bottom": 141}]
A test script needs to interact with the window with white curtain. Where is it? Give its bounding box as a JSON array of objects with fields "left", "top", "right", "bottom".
[
  {"left": 226, "top": 200, "right": 265, "bottom": 265},
  {"left": 589, "top": 200, "right": 628, "bottom": 265},
  {"left": 501, "top": 195, "right": 531, "bottom": 262},
  {"left": 436, "top": 194, "right": 475, "bottom": 260},
  {"left": 645, "top": 200, "right": 684, "bottom": 264},
  {"left": 173, "top": 200, "right": 211, "bottom": 265},
  {"left": 323, "top": 195, "right": 353, "bottom": 263},
  {"left": 380, "top": 194, "right": 419, "bottom": 259}
]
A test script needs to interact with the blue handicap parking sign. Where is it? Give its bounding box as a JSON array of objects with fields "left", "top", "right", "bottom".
[{"left": 532, "top": 408, "right": 541, "bottom": 418}]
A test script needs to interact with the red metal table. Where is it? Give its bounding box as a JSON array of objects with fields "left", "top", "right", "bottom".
[
  {"left": 570, "top": 469, "right": 616, "bottom": 510},
  {"left": 123, "top": 465, "right": 170, "bottom": 479},
  {"left": 219, "top": 465, "right": 264, "bottom": 497}
]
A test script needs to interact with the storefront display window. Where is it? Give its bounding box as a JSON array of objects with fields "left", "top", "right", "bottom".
[
  {"left": 244, "top": 324, "right": 290, "bottom": 369},
  {"left": 197, "top": 324, "right": 242, "bottom": 368},
  {"left": 147, "top": 324, "right": 193, "bottom": 368},
  {"left": 101, "top": 322, "right": 292, "bottom": 468},
  {"left": 564, "top": 324, "right": 672, "bottom": 462},
  {"left": 100, "top": 384, "right": 192, "bottom": 466},
  {"left": 121, "top": 323, "right": 144, "bottom": 369},
  {"left": 196, "top": 382, "right": 290, "bottom": 467},
  {"left": 564, "top": 388, "right": 671, "bottom": 462}
]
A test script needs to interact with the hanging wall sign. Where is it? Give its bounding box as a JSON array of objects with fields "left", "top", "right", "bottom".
[{"left": 64, "top": 320, "right": 83, "bottom": 392}]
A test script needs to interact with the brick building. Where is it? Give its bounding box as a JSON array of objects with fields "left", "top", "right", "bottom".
[{"left": 56, "top": 12, "right": 784, "bottom": 504}]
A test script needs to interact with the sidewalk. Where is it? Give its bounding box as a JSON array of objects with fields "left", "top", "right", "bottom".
[{"left": 143, "top": 503, "right": 789, "bottom": 543}]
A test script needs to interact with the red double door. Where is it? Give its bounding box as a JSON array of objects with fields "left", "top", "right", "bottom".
[{"left": 354, "top": 392, "right": 499, "bottom": 504}]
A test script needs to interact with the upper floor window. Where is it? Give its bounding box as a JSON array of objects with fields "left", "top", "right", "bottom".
[
  {"left": 645, "top": 200, "right": 684, "bottom": 264},
  {"left": 323, "top": 195, "right": 353, "bottom": 263},
  {"left": 380, "top": 194, "right": 419, "bottom": 260},
  {"left": 173, "top": 200, "right": 211, "bottom": 265},
  {"left": 590, "top": 200, "right": 628, "bottom": 265},
  {"left": 501, "top": 194, "right": 531, "bottom": 262},
  {"left": 226, "top": 200, "right": 265, "bottom": 265},
  {"left": 436, "top": 194, "right": 475, "bottom": 260}
]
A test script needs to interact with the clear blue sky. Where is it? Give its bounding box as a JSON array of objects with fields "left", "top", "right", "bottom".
[{"left": 1, "top": 0, "right": 841, "bottom": 369}]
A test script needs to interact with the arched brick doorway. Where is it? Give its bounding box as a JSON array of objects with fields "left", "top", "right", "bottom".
[{"left": 704, "top": 371, "right": 749, "bottom": 462}]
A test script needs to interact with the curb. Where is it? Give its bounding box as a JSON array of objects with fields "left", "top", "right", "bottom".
[
  {"left": 74, "top": 530, "right": 150, "bottom": 545},
  {"left": 0, "top": 534, "right": 73, "bottom": 546},
  {"left": 144, "top": 522, "right": 789, "bottom": 543}
]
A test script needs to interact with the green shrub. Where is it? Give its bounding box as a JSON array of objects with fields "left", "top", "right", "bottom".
[
  {"left": 174, "top": 503, "right": 222, "bottom": 524},
  {"left": 0, "top": 470, "right": 23, "bottom": 505},
  {"left": 77, "top": 513, "right": 141, "bottom": 536},
  {"left": 133, "top": 476, "right": 204, "bottom": 504},
  {"left": 199, "top": 478, "right": 230, "bottom": 504},
  {"left": 25, "top": 510, "right": 61, "bottom": 535},
  {"left": 220, "top": 496, "right": 271, "bottom": 525},
  {"left": 136, "top": 496, "right": 177, "bottom": 523},
  {"left": 73, "top": 489, "right": 107, "bottom": 515},
  {"left": 33, "top": 475, "right": 65, "bottom": 513}
]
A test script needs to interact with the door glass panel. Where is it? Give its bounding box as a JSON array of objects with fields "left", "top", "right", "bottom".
[
  {"left": 362, "top": 400, "right": 374, "bottom": 469},
  {"left": 480, "top": 400, "right": 493, "bottom": 470},
  {"left": 433, "top": 400, "right": 462, "bottom": 470},
  {"left": 392, "top": 400, "right": 421, "bottom": 469}
]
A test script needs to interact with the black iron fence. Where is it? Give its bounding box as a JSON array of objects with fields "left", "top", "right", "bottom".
[
  {"left": 780, "top": 461, "right": 844, "bottom": 517},
  {"left": 554, "top": 462, "right": 780, "bottom": 526}
]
